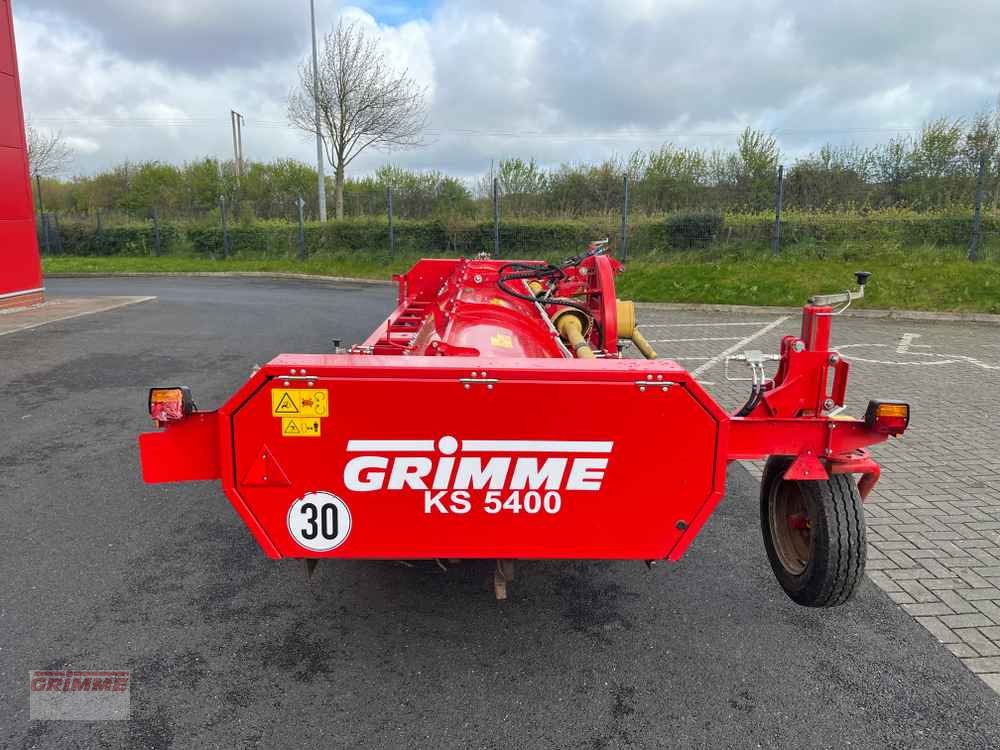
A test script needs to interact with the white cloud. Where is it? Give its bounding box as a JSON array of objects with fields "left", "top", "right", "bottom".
[
  {"left": 12, "top": 0, "right": 1000, "bottom": 178},
  {"left": 63, "top": 135, "right": 100, "bottom": 154}
]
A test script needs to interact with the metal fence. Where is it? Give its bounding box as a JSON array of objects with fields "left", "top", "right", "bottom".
[{"left": 36, "top": 167, "right": 1000, "bottom": 262}]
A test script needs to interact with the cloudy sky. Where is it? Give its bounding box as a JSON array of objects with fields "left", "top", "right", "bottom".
[{"left": 12, "top": 0, "right": 1000, "bottom": 178}]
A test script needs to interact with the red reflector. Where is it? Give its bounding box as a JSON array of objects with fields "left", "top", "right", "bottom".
[
  {"left": 149, "top": 387, "right": 194, "bottom": 422},
  {"left": 242, "top": 444, "right": 291, "bottom": 487}
]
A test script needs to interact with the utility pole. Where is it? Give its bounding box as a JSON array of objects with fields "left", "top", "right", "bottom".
[
  {"left": 230, "top": 110, "right": 245, "bottom": 183},
  {"left": 310, "top": 0, "right": 327, "bottom": 222}
]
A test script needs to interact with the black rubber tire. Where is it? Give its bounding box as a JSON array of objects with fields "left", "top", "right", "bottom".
[{"left": 760, "top": 455, "right": 866, "bottom": 608}]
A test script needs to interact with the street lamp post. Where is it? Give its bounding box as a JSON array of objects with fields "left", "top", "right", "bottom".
[{"left": 310, "top": 0, "right": 327, "bottom": 222}]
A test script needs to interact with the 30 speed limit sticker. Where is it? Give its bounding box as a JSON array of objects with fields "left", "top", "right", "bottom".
[{"left": 287, "top": 492, "right": 352, "bottom": 551}]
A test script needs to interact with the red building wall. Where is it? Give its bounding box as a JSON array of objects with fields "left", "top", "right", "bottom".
[{"left": 0, "top": 0, "right": 43, "bottom": 308}]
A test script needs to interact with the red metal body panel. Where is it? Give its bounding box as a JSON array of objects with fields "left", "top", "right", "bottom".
[
  {"left": 138, "top": 412, "right": 220, "bottom": 483},
  {"left": 0, "top": 0, "right": 44, "bottom": 305},
  {"left": 222, "top": 357, "right": 727, "bottom": 560},
  {"left": 139, "top": 252, "right": 902, "bottom": 562}
]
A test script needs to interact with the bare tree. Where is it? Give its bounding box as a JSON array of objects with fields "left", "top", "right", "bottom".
[
  {"left": 288, "top": 19, "right": 427, "bottom": 219},
  {"left": 25, "top": 123, "right": 73, "bottom": 177}
]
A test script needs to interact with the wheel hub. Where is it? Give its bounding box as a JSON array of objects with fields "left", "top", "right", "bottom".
[{"left": 771, "top": 482, "right": 812, "bottom": 575}]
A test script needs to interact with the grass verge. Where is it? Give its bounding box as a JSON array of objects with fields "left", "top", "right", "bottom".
[{"left": 42, "top": 243, "right": 1000, "bottom": 314}]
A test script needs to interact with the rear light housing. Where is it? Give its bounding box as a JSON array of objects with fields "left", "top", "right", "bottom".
[
  {"left": 149, "top": 387, "right": 194, "bottom": 423},
  {"left": 864, "top": 400, "right": 909, "bottom": 435}
]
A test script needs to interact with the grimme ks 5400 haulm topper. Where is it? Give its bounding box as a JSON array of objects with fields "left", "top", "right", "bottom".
[{"left": 139, "top": 243, "right": 909, "bottom": 604}]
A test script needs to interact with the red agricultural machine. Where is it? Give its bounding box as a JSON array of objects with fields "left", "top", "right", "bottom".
[{"left": 139, "top": 243, "right": 908, "bottom": 605}]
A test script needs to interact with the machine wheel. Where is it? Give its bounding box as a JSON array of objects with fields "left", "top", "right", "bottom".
[{"left": 760, "top": 456, "right": 866, "bottom": 608}]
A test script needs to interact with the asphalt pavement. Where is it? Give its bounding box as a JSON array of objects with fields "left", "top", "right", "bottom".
[{"left": 2, "top": 276, "right": 998, "bottom": 748}]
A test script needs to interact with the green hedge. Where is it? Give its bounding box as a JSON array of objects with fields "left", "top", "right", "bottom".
[
  {"left": 663, "top": 211, "right": 725, "bottom": 248},
  {"left": 40, "top": 222, "right": 183, "bottom": 256},
  {"left": 180, "top": 219, "right": 624, "bottom": 259},
  {"left": 39, "top": 211, "right": 997, "bottom": 258},
  {"left": 723, "top": 212, "right": 998, "bottom": 246}
]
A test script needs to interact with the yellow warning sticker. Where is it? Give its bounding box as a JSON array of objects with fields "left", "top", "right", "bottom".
[
  {"left": 490, "top": 332, "right": 514, "bottom": 349},
  {"left": 271, "top": 389, "right": 329, "bottom": 417},
  {"left": 282, "top": 417, "right": 321, "bottom": 437}
]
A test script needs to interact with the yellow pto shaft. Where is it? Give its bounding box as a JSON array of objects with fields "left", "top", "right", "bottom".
[
  {"left": 555, "top": 312, "right": 596, "bottom": 359},
  {"left": 616, "top": 301, "right": 658, "bottom": 360}
]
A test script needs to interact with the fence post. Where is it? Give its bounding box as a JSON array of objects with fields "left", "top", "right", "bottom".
[
  {"left": 40, "top": 212, "right": 51, "bottom": 255},
  {"left": 296, "top": 196, "right": 306, "bottom": 261},
  {"left": 220, "top": 195, "right": 231, "bottom": 259},
  {"left": 35, "top": 174, "right": 44, "bottom": 216},
  {"left": 152, "top": 207, "right": 161, "bottom": 256},
  {"left": 387, "top": 187, "right": 395, "bottom": 253},
  {"left": 621, "top": 174, "right": 630, "bottom": 260},
  {"left": 493, "top": 177, "right": 501, "bottom": 256},
  {"left": 969, "top": 154, "right": 987, "bottom": 262},
  {"left": 53, "top": 213, "right": 63, "bottom": 255},
  {"left": 771, "top": 164, "right": 784, "bottom": 256}
]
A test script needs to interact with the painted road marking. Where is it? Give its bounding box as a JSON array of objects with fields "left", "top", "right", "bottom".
[
  {"left": 839, "top": 332, "right": 1000, "bottom": 370},
  {"left": 896, "top": 332, "right": 930, "bottom": 353},
  {"left": 0, "top": 296, "right": 157, "bottom": 337},
  {"left": 646, "top": 336, "right": 743, "bottom": 343},
  {"left": 641, "top": 321, "right": 781, "bottom": 328},
  {"left": 691, "top": 317, "right": 790, "bottom": 377}
]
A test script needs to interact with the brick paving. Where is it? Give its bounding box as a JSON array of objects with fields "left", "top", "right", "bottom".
[
  {"left": 0, "top": 295, "right": 154, "bottom": 336},
  {"left": 635, "top": 304, "right": 1000, "bottom": 693}
]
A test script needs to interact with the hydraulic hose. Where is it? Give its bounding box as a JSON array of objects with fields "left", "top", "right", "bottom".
[{"left": 496, "top": 257, "right": 605, "bottom": 347}]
